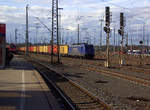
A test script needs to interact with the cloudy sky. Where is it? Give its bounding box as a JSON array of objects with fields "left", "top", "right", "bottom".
[{"left": 0, "top": 0, "right": 150, "bottom": 45}]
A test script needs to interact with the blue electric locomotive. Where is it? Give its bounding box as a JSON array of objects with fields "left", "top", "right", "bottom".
[{"left": 68, "top": 43, "right": 95, "bottom": 59}]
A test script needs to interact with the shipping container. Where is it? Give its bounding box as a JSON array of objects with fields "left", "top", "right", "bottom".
[
  {"left": 53, "top": 45, "right": 58, "bottom": 54},
  {"left": 39, "top": 46, "right": 44, "bottom": 53},
  {"left": 28, "top": 47, "right": 31, "bottom": 52},
  {"left": 33, "top": 46, "right": 36, "bottom": 53},
  {"left": 48, "top": 45, "right": 58, "bottom": 54},
  {"left": 30, "top": 46, "right": 34, "bottom": 53},
  {"left": 19, "top": 47, "right": 26, "bottom": 52},
  {"left": 37, "top": 46, "right": 40, "bottom": 53},
  {"left": 43, "top": 46, "right": 48, "bottom": 53},
  {"left": 60, "top": 45, "right": 68, "bottom": 55},
  {"left": 48, "top": 45, "right": 51, "bottom": 54}
]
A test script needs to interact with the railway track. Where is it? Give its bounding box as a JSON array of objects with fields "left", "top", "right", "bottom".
[
  {"left": 58, "top": 55, "right": 150, "bottom": 77},
  {"left": 28, "top": 54, "right": 150, "bottom": 87},
  {"left": 80, "top": 65, "right": 150, "bottom": 87},
  {"left": 27, "top": 58, "right": 113, "bottom": 110},
  {"left": 62, "top": 60, "right": 150, "bottom": 87},
  {"left": 68, "top": 58, "right": 150, "bottom": 76},
  {"left": 119, "top": 66, "right": 150, "bottom": 75}
]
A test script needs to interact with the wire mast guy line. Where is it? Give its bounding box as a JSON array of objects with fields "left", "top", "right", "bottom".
[{"left": 51, "top": 0, "right": 60, "bottom": 64}]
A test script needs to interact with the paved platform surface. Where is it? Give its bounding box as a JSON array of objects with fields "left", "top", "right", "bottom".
[{"left": 0, "top": 55, "right": 62, "bottom": 110}]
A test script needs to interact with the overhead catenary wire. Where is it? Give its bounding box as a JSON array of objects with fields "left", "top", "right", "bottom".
[{"left": 36, "top": 17, "right": 51, "bottom": 33}]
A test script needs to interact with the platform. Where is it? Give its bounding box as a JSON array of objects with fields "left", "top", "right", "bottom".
[{"left": 0, "top": 55, "right": 62, "bottom": 110}]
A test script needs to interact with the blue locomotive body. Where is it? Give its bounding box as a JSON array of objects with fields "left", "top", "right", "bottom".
[{"left": 68, "top": 44, "right": 95, "bottom": 59}]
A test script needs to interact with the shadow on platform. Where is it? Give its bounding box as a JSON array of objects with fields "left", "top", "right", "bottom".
[
  {"left": 0, "top": 90, "right": 51, "bottom": 110},
  {"left": 4, "top": 57, "right": 34, "bottom": 70}
]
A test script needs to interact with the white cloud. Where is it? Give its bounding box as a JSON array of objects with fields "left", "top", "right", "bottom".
[
  {"left": 0, "top": 5, "right": 18, "bottom": 12},
  {"left": 67, "top": 26, "right": 77, "bottom": 31},
  {"left": 1, "top": 0, "right": 150, "bottom": 45}
]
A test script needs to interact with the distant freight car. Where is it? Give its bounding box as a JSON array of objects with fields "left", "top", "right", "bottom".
[{"left": 68, "top": 44, "right": 95, "bottom": 59}]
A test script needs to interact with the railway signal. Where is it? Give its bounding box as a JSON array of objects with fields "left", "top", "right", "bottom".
[
  {"left": 118, "top": 12, "right": 125, "bottom": 66},
  {"left": 104, "top": 7, "right": 111, "bottom": 68},
  {"left": 104, "top": 7, "right": 111, "bottom": 34}
]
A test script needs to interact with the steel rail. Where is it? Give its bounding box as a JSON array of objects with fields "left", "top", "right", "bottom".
[
  {"left": 64, "top": 61, "right": 150, "bottom": 87},
  {"left": 121, "top": 66, "right": 150, "bottom": 74},
  {"left": 32, "top": 61, "right": 76, "bottom": 110},
  {"left": 80, "top": 66, "right": 150, "bottom": 87},
  {"left": 30, "top": 59, "right": 113, "bottom": 110},
  {"left": 28, "top": 54, "right": 150, "bottom": 87},
  {"left": 27, "top": 54, "right": 150, "bottom": 87}
]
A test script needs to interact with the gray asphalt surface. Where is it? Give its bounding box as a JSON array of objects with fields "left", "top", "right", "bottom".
[{"left": 0, "top": 55, "right": 61, "bottom": 110}]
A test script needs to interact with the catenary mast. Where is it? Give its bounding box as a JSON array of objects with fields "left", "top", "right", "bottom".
[{"left": 51, "top": 0, "right": 59, "bottom": 63}]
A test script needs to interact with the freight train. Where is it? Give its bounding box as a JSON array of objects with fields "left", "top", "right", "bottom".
[{"left": 19, "top": 43, "right": 95, "bottom": 59}]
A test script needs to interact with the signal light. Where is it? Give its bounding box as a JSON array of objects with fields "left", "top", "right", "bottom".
[
  {"left": 139, "top": 40, "right": 143, "bottom": 45},
  {"left": 104, "top": 27, "right": 107, "bottom": 33},
  {"left": 119, "top": 13, "right": 124, "bottom": 36},
  {"left": 104, "top": 27, "right": 110, "bottom": 33},
  {"left": 105, "top": 7, "right": 110, "bottom": 27},
  {"left": 120, "top": 13, "right": 124, "bottom": 29},
  {"left": 118, "top": 29, "right": 122, "bottom": 35}
]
